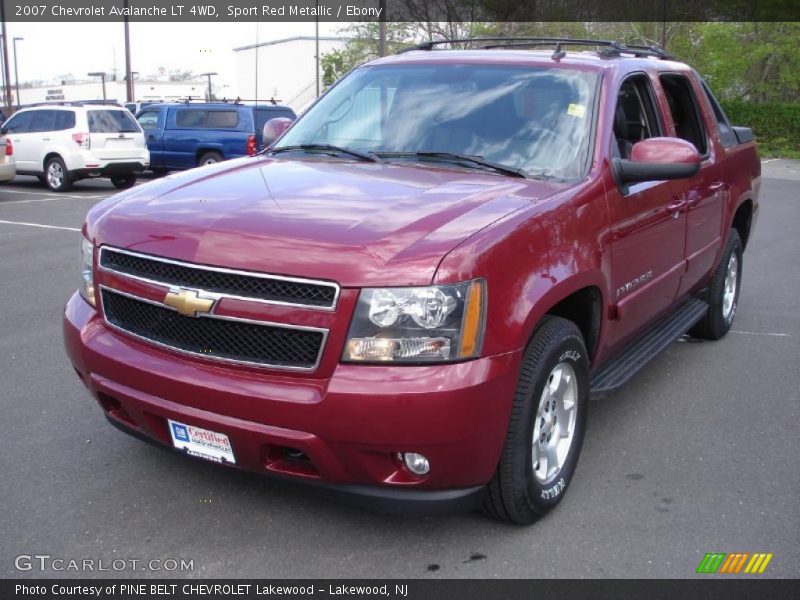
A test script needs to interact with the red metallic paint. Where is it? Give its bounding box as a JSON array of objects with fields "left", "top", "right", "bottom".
[
  {"left": 630, "top": 137, "right": 701, "bottom": 164},
  {"left": 65, "top": 49, "right": 760, "bottom": 497}
]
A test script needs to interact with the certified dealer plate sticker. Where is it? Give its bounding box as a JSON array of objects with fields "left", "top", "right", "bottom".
[{"left": 168, "top": 420, "right": 236, "bottom": 464}]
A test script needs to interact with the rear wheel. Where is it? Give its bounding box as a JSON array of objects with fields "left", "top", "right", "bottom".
[
  {"left": 198, "top": 151, "right": 222, "bottom": 167},
  {"left": 110, "top": 174, "right": 137, "bottom": 189},
  {"left": 483, "top": 316, "right": 589, "bottom": 525},
  {"left": 689, "top": 229, "right": 743, "bottom": 340},
  {"left": 44, "top": 157, "right": 72, "bottom": 192}
]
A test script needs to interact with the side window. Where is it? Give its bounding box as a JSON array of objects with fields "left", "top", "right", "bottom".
[
  {"left": 137, "top": 110, "right": 160, "bottom": 130},
  {"left": 54, "top": 111, "right": 76, "bottom": 131},
  {"left": 613, "top": 74, "right": 662, "bottom": 159},
  {"left": 4, "top": 112, "right": 33, "bottom": 133},
  {"left": 659, "top": 74, "right": 708, "bottom": 155},
  {"left": 701, "top": 81, "right": 737, "bottom": 148},
  {"left": 30, "top": 110, "right": 57, "bottom": 133},
  {"left": 205, "top": 110, "right": 238, "bottom": 128},
  {"left": 175, "top": 109, "right": 208, "bottom": 128}
]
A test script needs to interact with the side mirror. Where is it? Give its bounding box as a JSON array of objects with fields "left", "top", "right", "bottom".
[
  {"left": 613, "top": 137, "right": 701, "bottom": 185},
  {"left": 262, "top": 117, "right": 293, "bottom": 148},
  {"left": 0, "top": 126, "right": 7, "bottom": 135}
]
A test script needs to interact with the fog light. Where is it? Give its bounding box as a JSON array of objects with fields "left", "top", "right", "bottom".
[{"left": 400, "top": 452, "right": 430, "bottom": 475}]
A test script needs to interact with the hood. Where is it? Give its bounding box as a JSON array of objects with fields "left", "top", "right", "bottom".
[{"left": 88, "top": 156, "right": 562, "bottom": 286}]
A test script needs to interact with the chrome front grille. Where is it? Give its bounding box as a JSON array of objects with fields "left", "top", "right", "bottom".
[{"left": 99, "top": 247, "right": 339, "bottom": 310}]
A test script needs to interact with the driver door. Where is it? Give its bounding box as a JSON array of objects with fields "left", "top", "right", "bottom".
[{"left": 605, "top": 73, "right": 687, "bottom": 350}]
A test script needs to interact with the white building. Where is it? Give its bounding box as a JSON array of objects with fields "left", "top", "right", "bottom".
[
  {"left": 234, "top": 36, "right": 346, "bottom": 111},
  {"left": 12, "top": 79, "right": 208, "bottom": 107}
]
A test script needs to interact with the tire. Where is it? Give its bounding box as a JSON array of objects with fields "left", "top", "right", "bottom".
[
  {"left": 198, "top": 151, "right": 222, "bottom": 167},
  {"left": 689, "top": 229, "right": 743, "bottom": 340},
  {"left": 150, "top": 168, "right": 169, "bottom": 178},
  {"left": 44, "top": 156, "right": 72, "bottom": 192},
  {"left": 483, "top": 316, "right": 590, "bottom": 525},
  {"left": 110, "top": 174, "right": 137, "bottom": 189}
]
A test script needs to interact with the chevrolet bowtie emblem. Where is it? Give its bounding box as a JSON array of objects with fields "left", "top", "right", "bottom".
[{"left": 163, "top": 288, "right": 215, "bottom": 317}]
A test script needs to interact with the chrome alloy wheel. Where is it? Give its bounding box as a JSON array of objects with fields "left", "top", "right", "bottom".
[
  {"left": 532, "top": 362, "right": 578, "bottom": 484},
  {"left": 722, "top": 253, "right": 738, "bottom": 322},
  {"left": 47, "top": 161, "right": 64, "bottom": 189}
]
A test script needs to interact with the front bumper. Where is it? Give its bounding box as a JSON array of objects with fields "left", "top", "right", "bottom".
[{"left": 64, "top": 293, "right": 521, "bottom": 510}]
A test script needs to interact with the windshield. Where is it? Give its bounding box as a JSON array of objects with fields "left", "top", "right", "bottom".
[{"left": 275, "top": 64, "right": 598, "bottom": 179}]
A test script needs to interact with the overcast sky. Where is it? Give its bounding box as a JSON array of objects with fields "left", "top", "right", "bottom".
[{"left": 2, "top": 21, "right": 344, "bottom": 89}]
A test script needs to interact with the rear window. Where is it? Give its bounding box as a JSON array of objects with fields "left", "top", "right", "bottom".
[
  {"left": 206, "top": 110, "right": 238, "bottom": 128},
  {"left": 174, "top": 109, "right": 239, "bottom": 129},
  {"left": 87, "top": 110, "right": 141, "bottom": 133}
]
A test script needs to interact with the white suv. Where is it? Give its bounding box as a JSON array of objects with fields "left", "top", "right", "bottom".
[{"left": 1, "top": 103, "right": 149, "bottom": 191}]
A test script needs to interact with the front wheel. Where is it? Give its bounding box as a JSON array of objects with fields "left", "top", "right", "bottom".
[
  {"left": 44, "top": 157, "right": 72, "bottom": 192},
  {"left": 689, "top": 229, "right": 743, "bottom": 340},
  {"left": 483, "top": 316, "right": 589, "bottom": 525},
  {"left": 110, "top": 174, "right": 137, "bottom": 190}
]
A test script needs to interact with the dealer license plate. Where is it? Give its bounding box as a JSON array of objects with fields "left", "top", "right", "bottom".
[{"left": 168, "top": 419, "right": 236, "bottom": 464}]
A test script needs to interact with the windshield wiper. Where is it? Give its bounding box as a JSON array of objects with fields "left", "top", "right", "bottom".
[
  {"left": 375, "top": 151, "right": 527, "bottom": 179},
  {"left": 269, "top": 144, "right": 382, "bottom": 163}
]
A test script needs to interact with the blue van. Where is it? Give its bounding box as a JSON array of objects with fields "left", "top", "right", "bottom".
[{"left": 136, "top": 102, "right": 296, "bottom": 173}]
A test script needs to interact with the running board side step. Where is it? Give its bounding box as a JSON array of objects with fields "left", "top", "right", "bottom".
[{"left": 590, "top": 298, "right": 709, "bottom": 395}]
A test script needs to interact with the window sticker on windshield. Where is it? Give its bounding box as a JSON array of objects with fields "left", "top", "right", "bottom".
[{"left": 567, "top": 103, "right": 586, "bottom": 118}]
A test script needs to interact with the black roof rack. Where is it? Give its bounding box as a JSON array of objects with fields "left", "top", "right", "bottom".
[
  {"left": 399, "top": 37, "right": 672, "bottom": 60},
  {"left": 173, "top": 97, "right": 284, "bottom": 106}
]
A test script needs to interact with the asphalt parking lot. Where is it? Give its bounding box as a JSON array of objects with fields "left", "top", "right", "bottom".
[{"left": 1, "top": 162, "right": 798, "bottom": 579}]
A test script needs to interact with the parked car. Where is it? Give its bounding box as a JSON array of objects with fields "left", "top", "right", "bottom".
[
  {"left": 124, "top": 101, "right": 159, "bottom": 115},
  {"left": 135, "top": 102, "right": 296, "bottom": 173},
  {"left": 1, "top": 103, "right": 149, "bottom": 191},
  {"left": 65, "top": 39, "right": 759, "bottom": 524},
  {"left": 0, "top": 133, "right": 16, "bottom": 183}
]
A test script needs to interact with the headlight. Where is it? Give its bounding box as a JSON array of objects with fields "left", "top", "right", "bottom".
[
  {"left": 343, "top": 280, "right": 485, "bottom": 363},
  {"left": 80, "top": 236, "right": 95, "bottom": 307}
]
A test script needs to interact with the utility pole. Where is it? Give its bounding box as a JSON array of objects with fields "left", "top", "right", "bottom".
[
  {"left": 378, "top": 0, "right": 386, "bottom": 57},
  {"left": 13, "top": 37, "right": 23, "bottom": 108},
  {"left": 314, "top": 0, "right": 320, "bottom": 97},
  {"left": 0, "top": 4, "right": 11, "bottom": 112},
  {"left": 88, "top": 72, "right": 107, "bottom": 100},
  {"left": 199, "top": 72, "right": 217, "bottom": 101},
  {"left": 124, "top": 0, "right": 133, "bottom": 102}
]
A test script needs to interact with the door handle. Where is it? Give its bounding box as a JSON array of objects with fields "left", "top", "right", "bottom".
[
  {"left": 709, "top": 181, "right": 725, "bottom": 191},
  {"left": 42, "top": 137, "right": 50, "bottom": 141},
  {"left": 667, "top": 200, "right": 686, "bottom": 211}
]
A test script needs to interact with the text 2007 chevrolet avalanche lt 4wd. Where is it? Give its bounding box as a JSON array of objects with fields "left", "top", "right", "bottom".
[{"left": 64, "top": 39, "right": 760, "bottom": 524}]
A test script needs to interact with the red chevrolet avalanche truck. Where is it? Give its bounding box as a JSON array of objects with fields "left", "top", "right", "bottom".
[{"left": 64, "top": 39, "right": 760, "bottom": 524}]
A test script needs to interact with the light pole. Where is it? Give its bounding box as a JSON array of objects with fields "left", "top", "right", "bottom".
[
  {"left": 124, "top": 0, "right": 133, "bottom": 102},
  {"left": 88, "top": 72, "right": 107, "bottom": 101},
  {"left": 12, "top": 37, "right": 23, "bottom": 108},
  {"left": 0, "top": 4, "right": 13, "bottom": 112},
  {"left": 199, "top": 72, "right": 217, "bottom": 101}
]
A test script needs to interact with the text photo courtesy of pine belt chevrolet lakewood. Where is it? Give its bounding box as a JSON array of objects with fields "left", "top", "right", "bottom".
[{"left": 63, "top": 38, "right": 759, "bottom": 525}]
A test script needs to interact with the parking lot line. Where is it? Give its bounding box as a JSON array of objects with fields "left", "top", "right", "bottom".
[
  {"left": 0, "top": 219, "right": 80, "bottom": 232},
  {"left": 0, "top": 188, "right": 108, "bottom": 200},
  {"left": 730, "top": 329, "right": 790, "bottom": 337}
]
